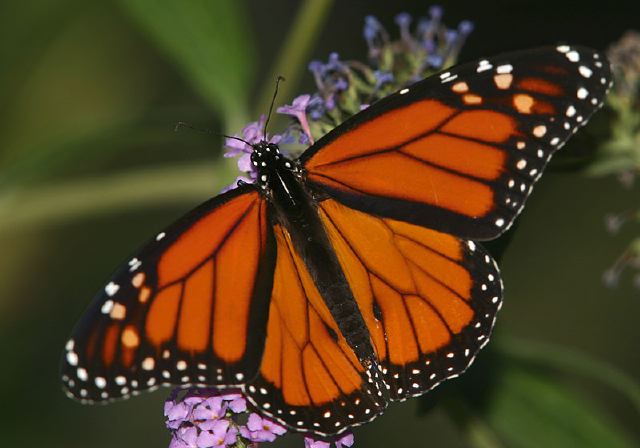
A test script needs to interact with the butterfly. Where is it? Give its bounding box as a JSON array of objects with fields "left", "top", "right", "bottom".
[{"left": 61, "top": 45, "right": 611, "bottom": 437}]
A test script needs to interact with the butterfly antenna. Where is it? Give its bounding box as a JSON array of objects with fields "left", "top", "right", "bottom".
[
  {"left": 263, "top": 75, "right": 286, "bottom": 141},
  {"left": 174, "top": 121, "right": 252, "bottom": 147}
]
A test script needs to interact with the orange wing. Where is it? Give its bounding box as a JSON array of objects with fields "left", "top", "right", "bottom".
[
  {"left": 243, "top": 224, "right": 386, "bottom": 437},
  {"left": 301, "top": 46, "right": 611, "bottom": 240},
  {"left": 318, "top": 199, "right": 502, "bottom": 401},
  {"left": 61, "top": 186, "right": 276, "bottom": 403}
]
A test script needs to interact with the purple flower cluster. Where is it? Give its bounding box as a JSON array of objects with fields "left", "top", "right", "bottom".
[{"left": 164, "top": 388, "right": 286, "bottom": 447}]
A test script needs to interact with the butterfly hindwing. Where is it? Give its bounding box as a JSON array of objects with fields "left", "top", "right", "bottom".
[
  {"left": 302, "top": 45, "right": 612, "bottom": 240},
  {"left": 61, "top": 186, "right": 276, "bottom": 403},
  {"left": 318, "top": 199, "right": 501, "bottom": 401},
  {"left": 243, "top": 224, "right": 386, "bottom": 436}
]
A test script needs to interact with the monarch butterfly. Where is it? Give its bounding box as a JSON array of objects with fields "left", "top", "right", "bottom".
[{"left": 61, "top": 45, "right": 611, "bottom": 437}]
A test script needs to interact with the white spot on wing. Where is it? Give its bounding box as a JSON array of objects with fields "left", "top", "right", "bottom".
[
  {"left": 105, "top": 282, "right": 119, "bottom": 297},
  {"left": 566, "top": 51, "right": 580, "bottom": 62},
  {"left": 66, "top": 351, "right": 78, "bottom": 366},
  {"left": 579, "top": 66, "right": 592, "bottom": 78},
  {"left": 577, "top": 87, "right": 589, "bottom": 99},
  {"left": 101, "top": 300, "right": 114, "bottom": 314}
]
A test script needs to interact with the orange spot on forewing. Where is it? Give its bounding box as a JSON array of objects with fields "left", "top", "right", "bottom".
[
  {"left": 494, "top": 73, "right": 513, "bottom": 89},
  {"left": 452, "top": 82, "right": 469, "bottom": 93},
  {"left": 463, "top": 94, "right": 483, "bottom": 105},
  {"left": 120, "top": 325, "right": 139, "bottom": 368},
  {"left": 138, "top": 286, "right": 151, "bottom": 303},
  {"left": 121, "top": 325, "right": 140, "bottom": 348},
  {"left": 513, "top": 94, "right": 534, "bottom": 114}
]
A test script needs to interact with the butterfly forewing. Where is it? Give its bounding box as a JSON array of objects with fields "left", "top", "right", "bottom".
[
  {"left": 302, "top": 45, "right": 612, "bottom": 240},
  {"left": 61, "top": 186, "right": 276, "bottom": 403}
]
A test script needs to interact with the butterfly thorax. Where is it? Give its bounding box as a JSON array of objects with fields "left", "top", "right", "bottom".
[{"left": 251, "top": 141, "right": 377, "bottom": 364}]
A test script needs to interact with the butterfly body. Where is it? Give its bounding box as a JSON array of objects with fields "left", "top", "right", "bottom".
[
  {"left": 253, "top": 141, "right": 376, "bottom": 362},
  {"left": 61, "top": 45, "right": 611, "bottom": 437}
]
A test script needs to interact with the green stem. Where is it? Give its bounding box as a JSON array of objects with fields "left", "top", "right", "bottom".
[
  {"left": 496, "top": 337, "right": 640, "bottom": 414},
  {"left": 0, "top": 162, "right": 231, "bottom": 231},
  {"left": 254, "top": 0, "right": 334, "bottom": 118}
]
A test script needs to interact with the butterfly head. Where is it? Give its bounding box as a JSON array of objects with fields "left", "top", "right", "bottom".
[{"left": 251, "top": 141, "right": 296, "bottom": 189}]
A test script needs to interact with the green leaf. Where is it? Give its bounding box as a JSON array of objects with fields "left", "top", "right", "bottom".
[
  {"left": 0, "top": 162, "right": 231, "bottom": 231},
  {"left": 496, "top": 337, "right": 640, "bottom": 414},
  {"left": 585, "top": 155, "right": 637, "bottom": 176},
  {"left": 117, "top": 0, "right": 255, "bottom": 130},
  {"left": 482, "top": 365, "right": 635, "bottom": 448}
]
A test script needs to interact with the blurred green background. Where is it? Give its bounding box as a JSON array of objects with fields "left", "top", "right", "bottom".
[{"left": 1, "top": 0, "right": 638, "bottom": 447}]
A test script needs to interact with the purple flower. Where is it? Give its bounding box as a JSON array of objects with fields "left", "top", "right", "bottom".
[
  {"left": 307, "top": 94, "right": 327, "bottom": 120},
  {"left": 363, "top": 15, "right": 388, "bottom": 52},
  {"left": 395, "top": 12, "right": 413, "bottom": 44},
  {"left": 196, "top": 420, "right": 238, "bottom": 447},
  {"left": 307, "top": 53, "right": 353, "bottom": 119},
  {"left": 165, "top": 400, "right": 191, "bottom": 430},
  {"left": 221, "top": 393, "right": 247, "bottom": 414},
  {"left": 304, "top": 438, "right": 331, "bottom": 448},
  {"left": 458, "top": 20, "right": 474, "bottom": 35},
  {"left": 336, "top": 433, "right": 355, "bottom": 448},
  {"left": 164, "top": 389, "right": 255, "bottom": 448},
  {"left": 303, "top": 433, "right": 354, "bottom": 448},
  {"left": 240, "top": 413, "right": 287, "bottom": 443},
  {"left": 192, "top": 397, "right": 227, "bottom": 428},
  {"left": 374, "top": 70, "right": 394, "bottom": 89},
  {"left": 429, "top": 4, "right": 443, "bottom": 21},
  {"left": 174, "top": 426, "right": 199, "bottom": 448},
  {"left": 277, "top": 94, "right": 315, "bottom": 144}
]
